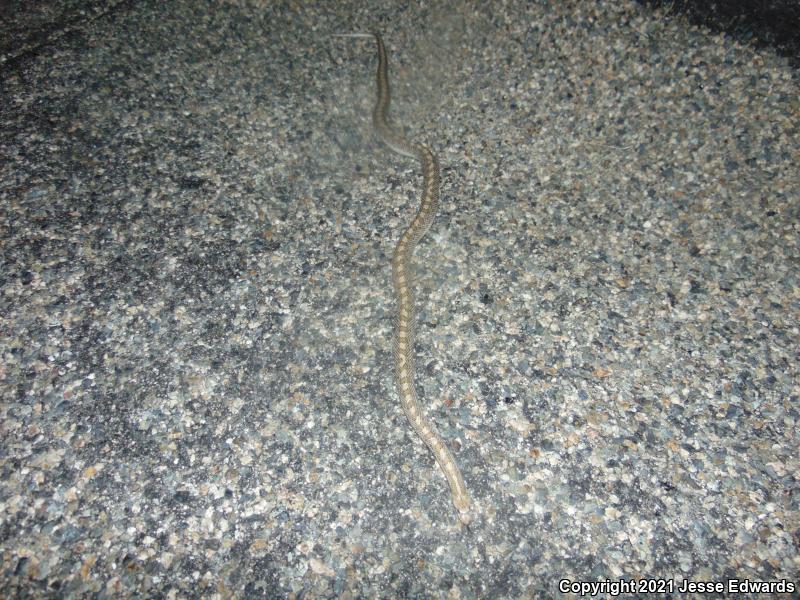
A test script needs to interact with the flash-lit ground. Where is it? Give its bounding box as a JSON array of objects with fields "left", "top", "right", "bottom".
[{"left": 1, "top": 1, "right": 798, "bottom": 597}]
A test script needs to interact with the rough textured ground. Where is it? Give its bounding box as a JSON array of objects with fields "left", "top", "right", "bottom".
[
  {"left": 637, "top": 0, "right": 800, "bottom": 68},
  {"left": 1, "top": 0, "right": 798, "bottom": 597}
]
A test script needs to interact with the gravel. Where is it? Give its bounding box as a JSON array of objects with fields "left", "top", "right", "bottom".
[{"left": 1, "top": 0, "right": 798, "bottom": 597}]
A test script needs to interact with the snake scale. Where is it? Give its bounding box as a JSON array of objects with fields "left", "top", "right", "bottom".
[{"left": 333, "top": 33, "right": 472, "bottom": 525}]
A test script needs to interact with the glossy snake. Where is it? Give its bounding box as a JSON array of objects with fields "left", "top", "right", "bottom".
[{"left": 333, "top": 33, "right": 472, "bottom": 525}]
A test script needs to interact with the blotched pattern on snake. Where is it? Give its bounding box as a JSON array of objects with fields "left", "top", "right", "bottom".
[{"left": 333, "top": 32, "right": 472, "bottom": 525}]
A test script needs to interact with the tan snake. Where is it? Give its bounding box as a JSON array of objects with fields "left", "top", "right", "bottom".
[{"left": 333, "top": 33, "right": 472, "bottom": 525}]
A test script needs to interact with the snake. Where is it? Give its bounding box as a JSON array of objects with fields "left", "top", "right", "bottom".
[{"left": 333, "top": 32, "right": 472, "bottom": 525}]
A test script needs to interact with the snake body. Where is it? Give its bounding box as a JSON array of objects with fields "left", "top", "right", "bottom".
[{"left": 335, "top": 33, "right": 472, "bottom": 525}]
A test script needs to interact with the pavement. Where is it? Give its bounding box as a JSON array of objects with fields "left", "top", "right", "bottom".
[{"left": 1, "top": 1, "right": 798, "bottom": 597}]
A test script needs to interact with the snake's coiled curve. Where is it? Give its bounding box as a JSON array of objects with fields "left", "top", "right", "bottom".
[{"left": 336, "top": 33, "right": 472, "bottom": 525}]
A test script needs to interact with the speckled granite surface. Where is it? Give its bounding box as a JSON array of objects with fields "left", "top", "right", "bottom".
[{"left": 1, "top": 0, "right": 798, "bottom": 597}]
